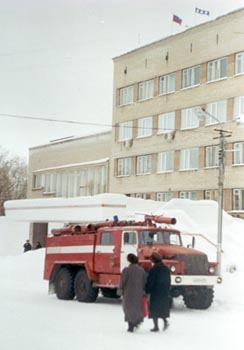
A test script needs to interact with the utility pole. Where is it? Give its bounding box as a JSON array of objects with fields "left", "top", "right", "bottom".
[
  {"left": 197, "top": 108, "right": 232, "bottom": 276},
  {"left": 214, "top": 129, "right": 232, "bottom": 275}
]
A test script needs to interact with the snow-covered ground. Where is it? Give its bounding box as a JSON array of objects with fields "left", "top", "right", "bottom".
[{"left": 0, "top": 198, "right": 244, "bottom": 349}]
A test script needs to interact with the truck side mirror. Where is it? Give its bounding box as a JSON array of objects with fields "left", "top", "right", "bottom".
[{"left": 187, "top": 236, "right": 195, "bottom": 249}]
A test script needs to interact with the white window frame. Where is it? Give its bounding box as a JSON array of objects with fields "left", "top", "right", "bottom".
[
  {"left": 233, "top": 189, "right": 244, "bottom": 210},
  {"left": 138, "top": 80, "right": 154, "bottom": 101},
  {"left": 235, "top": 51, "right": 244, "bottom": 75},
  {"left": 234, "top": 96, "right": 244, "bottom": 119},
  {"left": 157, "top": 112, "right": 175, "bottom": 134},
  {"left": 182, "top": 65, "right": 200, "bottom": 89},
  {"left": 156, "top": 192, "right": 173, "bottom": 202},
  {"left": 136, "top": 155, "right": 152, "bottom": 175},
  {"left": 233, "top": 142, "right": 244, "bottom": 165},
  {"left": 181, "top": 107, "right": 200, "bottom": 130},
  {"left": 180, "top": 148, "right": 199, "bottom": 171},
  {"left": 180, "top": 191, "right": 197, "bottom": 200},
  {"left": 205, "top": 190, "right": 218, "bottom": 201},
  {"left": 137, "top": 116, "right": 153, "bottom": 138},
  {"left": 119, "top": 85, "right": 134, "bottom": 106},
  {"left": 159, "top": 73, "right": 176, "bottom": 95},
  {"left": 33, "top": 174, "right": 44, "bottom": 189},
  {"left": 118, "top": 121, "right": 133, "bottom": 141},
  {"left": 207, "top": 57, "right": 227, "bottom": 82},
  {"left": 205, "top": 100, "right": 227, "bottom": 125},
  {"left": 157, "top": 151, "right": 174, "bottom": 173},
  {"left": 117, "top": 158, "right": 132, "bottom": 177},
  {"left": 206, "top": 145, "right": 220, "bottom": 168}
]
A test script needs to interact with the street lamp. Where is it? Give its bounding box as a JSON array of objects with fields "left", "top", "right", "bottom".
[
  {"left": 235, "top": 114, "right": 244, "bottom": 127},
  {"left": 196, "top": 108, "right": 232, "bottom": 276}
]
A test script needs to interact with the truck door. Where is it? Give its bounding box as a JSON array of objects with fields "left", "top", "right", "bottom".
[
  {"left": 120, "top": 231, "right": 138, "bottom": 272},
  {"left": 94, "top": 230, "right": 117, "bottom": 274}
]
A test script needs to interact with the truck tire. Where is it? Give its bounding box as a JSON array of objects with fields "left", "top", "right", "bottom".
[
  {"left": 101, "top": 288, "right": 120, "bottom": 299},
  {"left": 74, "top": 269, "right": 98, "bottom": 302},
  {"left": 55, "top": 267, "right": 75, "bottom": 300},
  {"left": 183, "top": 286, "right": 214, "bottom": 309}
]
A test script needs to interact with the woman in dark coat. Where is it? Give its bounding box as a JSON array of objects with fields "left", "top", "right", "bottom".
[
  {"left": 145, "top": 252, "right": 171, "bottom": 332},
  {"left": 119, "top": 253, "right": 147, "bottom": 332}
]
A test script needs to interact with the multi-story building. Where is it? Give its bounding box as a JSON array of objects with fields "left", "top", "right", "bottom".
[
  {"left": 28, "top": 131, "right": 111, "bottom": 198},
  {"left": 110, "top": 8, "right": 244, "bottom": 212}
]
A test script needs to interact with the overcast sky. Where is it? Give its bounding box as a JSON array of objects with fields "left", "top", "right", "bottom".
[{"left": 0, "top": 0, "right": 243, "bottom": 160}]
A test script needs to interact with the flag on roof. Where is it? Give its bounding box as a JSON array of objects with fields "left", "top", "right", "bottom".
[
  {"left": 195, "top": 7, "right": 210, "bottom": 16},
  {"left": 172, "top": 14, "right": 182, "bottom": 25}
]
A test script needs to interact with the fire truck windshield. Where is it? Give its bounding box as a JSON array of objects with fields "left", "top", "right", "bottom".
[{"left": 140, "top": 230, "right": 182, "bottom": 246}]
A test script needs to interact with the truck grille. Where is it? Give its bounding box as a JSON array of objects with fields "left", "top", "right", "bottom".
[{"left": 175, "top": 254, "right": 209, "bottom": 275}]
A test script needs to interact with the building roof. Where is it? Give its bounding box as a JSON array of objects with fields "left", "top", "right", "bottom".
[{"left": 113, "top": 7, "right": 244, "bottom": 60}]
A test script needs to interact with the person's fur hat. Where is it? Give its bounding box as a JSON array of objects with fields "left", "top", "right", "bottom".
[{"left": 150, "top": 252, "right": 162, "bottom": 264}]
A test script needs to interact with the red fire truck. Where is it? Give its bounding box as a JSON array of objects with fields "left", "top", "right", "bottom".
[{"left": 44, "top": 215, "right": 222, "bottom": 309}]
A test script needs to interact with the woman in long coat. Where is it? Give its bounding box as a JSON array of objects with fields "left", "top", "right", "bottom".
[
  {"left": 119, "top": 253, "right": 147, "bottom": 332},
  {"left": 145, "top": 252, "right": 171, "bottom": 332}
]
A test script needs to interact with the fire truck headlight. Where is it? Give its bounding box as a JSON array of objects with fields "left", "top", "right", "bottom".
[
  {"left": 217, "top": 277, "right": 222, "bottom": 284},
  {"left": 175, "top": 276, "right": 182, "bottom": 284},
  {"left": 209, "top": 266, "right": 215, "bottom": 274},
  {"left": 170, "top": 265, "right": 176, "bottom": 273}
]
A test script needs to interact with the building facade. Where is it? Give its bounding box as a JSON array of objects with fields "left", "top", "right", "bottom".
[
  {"left": 28, "top": 131, "right": 111, "bottom": 199},
  {"left": 27, "top": 9, "right": 244, "bottom": 214},
  {"left": 110, "top": 8, "right": 244, "bottom": 212}
]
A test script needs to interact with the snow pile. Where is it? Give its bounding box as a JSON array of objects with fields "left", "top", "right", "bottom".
[{"left": 154, "top": 199, "right": 244, "bottom": 272}]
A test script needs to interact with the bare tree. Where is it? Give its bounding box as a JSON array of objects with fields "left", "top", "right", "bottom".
[{"left": 0, "top": 148, "right": 27, "bottom": 215}]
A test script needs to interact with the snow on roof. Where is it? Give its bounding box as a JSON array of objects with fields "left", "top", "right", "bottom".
[{"left": 33, "top": 158, "right": 109, "bottom": 173}]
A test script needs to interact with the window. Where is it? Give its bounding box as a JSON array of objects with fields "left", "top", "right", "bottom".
[
  {"left": 117, "top": 158, "right": 132, "bottom": 176},
  {"left": 101, "top": 232, "right": 114, "bottom": 245},
  {"left": 119, "top": 85, "right": 134, "bottom": 105},
  {"left": 118, "top": 121, "right": 133, "bottom": 141},
  {"left": 205, "top": 190, "right": 218, "bottom": 201},
  {"left": 233, "top": 189, "right": 244, "bottom": 210},
  {"left": 158, "top": 112, "right": 175, "bottom": 134},
  {"left": 180, "top": 191, "right": 197, "bottom": 200},
  {"left": 140, "top": 231, "right": 164, "bottom": 245},
  {"left": 44, "top": 174, "right": 56, "bottom": 193},
  {"left": 180, "top": 148, "right": 199, "bottom": 170},
  {"left": 181, "top": 107, "right": 200, "bottom": 130},
  {"left": 205, "top": 100, "right": 227, "bottom": 125},
  {"left": 136, "top": 155, "right": 152, "bottom": 175},
  {"left": 138, "top": 79, "right": 154, "bottom": 100},
  {"left": 156, "top": 192, "right": 173, "bottom": 202},
  {"left": 234, "top": 96, "right": 244, "bottom": 119},
  {"left": 123, "top": 231, "right": 137, "bottom": 245},
  {"left": 137, "top": 116, "right": 152, "bottom": 137},
  {"left": 207, "top": 57, "right": 227, "bottom": 82},
  {"left": 235, "top": 51, "right": 244, "bottom": 75},
  {"left": 206, "top": 145, "right": 219, "bottom": 168},
  {"left": 159, "top": 73, "right": 176, "bottom": 94},
  {"left": 157, "top": 151, "right": 174, "bottom": 173},
  {"left": 233, "top": 142, "right": 244, "bottom": 165},
  {"left": 182, "top": 65, "right": 200, "bottom": 89},
  {"left": 33, "top": 174, "right": 43, "bottom": 189}
]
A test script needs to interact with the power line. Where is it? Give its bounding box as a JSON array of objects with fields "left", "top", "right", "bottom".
[{"left": 0, "top": 111, "right": 237, "bottom": 135}]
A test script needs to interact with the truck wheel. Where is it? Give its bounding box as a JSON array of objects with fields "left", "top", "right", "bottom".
[
  {"left": 55, "top": 267, "right": 75, "bottom": 300},
  {"left": 101, "top": 288, "right": 120, "bottom": 299},
  {"left": 74, "top": 269, "right": 98, "bottom": 302},
  {"left": 183, "top": 286, "right": 214, "bottom": 309}
]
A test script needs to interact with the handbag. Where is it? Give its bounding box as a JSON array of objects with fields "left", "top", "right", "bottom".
[{"left": 143, "top": 296, "right": 149, "bottom": 317}]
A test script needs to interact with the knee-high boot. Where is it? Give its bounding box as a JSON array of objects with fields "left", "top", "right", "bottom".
[{"left": 150, "top": 318, "right": 159, "bottom": 332}]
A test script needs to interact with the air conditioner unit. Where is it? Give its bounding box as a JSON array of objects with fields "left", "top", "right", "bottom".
[
  {"left": 124, "top": 139, "right": 133, "bottom": 148},
  {"left": 164, "top": 130, "right": 176, "bottom": 141}
]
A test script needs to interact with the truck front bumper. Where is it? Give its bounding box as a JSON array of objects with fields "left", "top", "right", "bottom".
[{"left": 171, "top": 275, "right": 222, "bottom": 286}]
